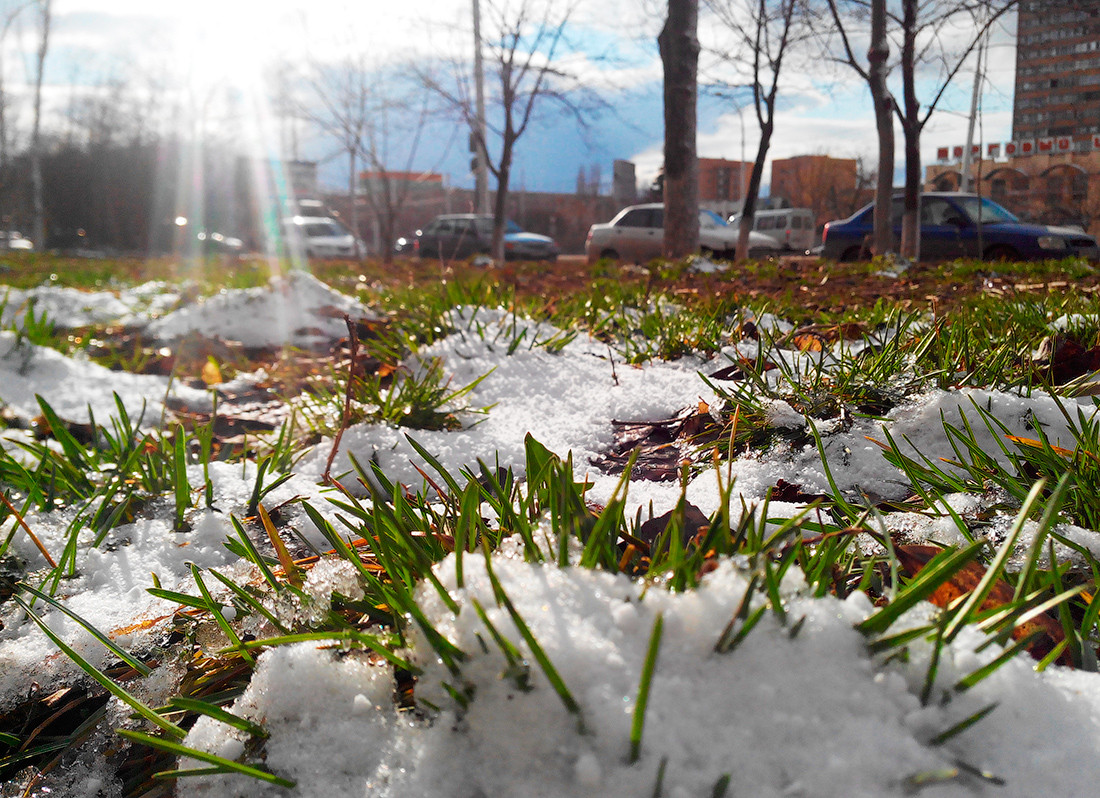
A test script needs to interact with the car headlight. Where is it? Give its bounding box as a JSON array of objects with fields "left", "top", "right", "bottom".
[{"left": 1038, "top": 235, "right": 1067, "bottom": 250}]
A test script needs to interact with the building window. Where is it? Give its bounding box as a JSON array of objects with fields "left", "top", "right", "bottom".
[
  {"left": 716, "top": 168, "right": 730, "bottom": 200},
  {"left": 1073, "top": 172, "right": 1089, "bottom": 201},
  {"left": 991, "top": 178, "right": 1007, "bottom": 203},
  {"left": 1046, "top": 174, "right": 1064, "bottom": 206}
]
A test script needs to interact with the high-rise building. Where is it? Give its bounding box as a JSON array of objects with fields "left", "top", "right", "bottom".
[
  {"left": 1012, "top": 0, "right": 1100, "bottom": 144},
  {"left": 925, "top": 2, "right": 1100, "bottom": 231}
]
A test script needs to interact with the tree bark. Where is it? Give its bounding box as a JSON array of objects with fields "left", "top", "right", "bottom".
[
  {"left": 736, "top": 117, "right": 771, "bottom": 260},
  {"left": 659, "top": 0, "right": 700, "bottom": 260},
  {"left": 898, "top": 0, "right": 920, "bottom": 262},
  {"left": 491, "top": 130, "right": 513, "bottom": 263},
  {"left": 348, "top": 148, "right": 362, "bottom": 261},
  {"left": 867, "top": 0, "right": 894, "bottom": 257}
]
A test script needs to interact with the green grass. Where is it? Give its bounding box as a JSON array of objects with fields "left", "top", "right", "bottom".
[{"left": 3, "top": 251, "right": 1100, "bottom": 792}]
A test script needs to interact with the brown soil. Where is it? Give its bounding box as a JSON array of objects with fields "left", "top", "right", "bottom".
[{"left": 339, "top": 254, "right": 1100, "bottom": 322}]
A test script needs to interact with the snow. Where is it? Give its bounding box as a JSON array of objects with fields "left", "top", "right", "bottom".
[
  {"left": 147, "top": 271, "right": 378, "bottom": 348},
  {"left": 3, "top": 274, "right": 1100, "bottom": 797},
  {"left": 0, "top": 331, "right": 210, "bottom": 425}
]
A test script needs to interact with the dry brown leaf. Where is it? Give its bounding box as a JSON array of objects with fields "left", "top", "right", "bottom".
[{"left": 896, "top": 544, "right": 1071, "bottom": 665}]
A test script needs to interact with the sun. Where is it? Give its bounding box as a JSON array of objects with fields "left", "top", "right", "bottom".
[{"left": 167, "top": 3, "right": 287, "bottom": 104}]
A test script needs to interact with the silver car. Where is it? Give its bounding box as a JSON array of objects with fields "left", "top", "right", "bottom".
[
  {"left": 282, "top": 216, "right": 362, "bottom": 259},
  {"left": 585, "top": 203, "right": 780, "bottom": 264}
]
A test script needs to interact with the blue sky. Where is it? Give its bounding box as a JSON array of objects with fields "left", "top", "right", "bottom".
[{"left": 28, "top": 1, "right": 1019, "bottom": 196}]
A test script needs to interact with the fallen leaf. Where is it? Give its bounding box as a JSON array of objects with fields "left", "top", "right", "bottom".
[
  {"left": 895, "top": 544, "right": 1071, "bottom": 665},
  {"left": 201, "top": 357, "right": 222, "bottom": 386},
  {"left": 634, "top": 503, "right": 710, "bottom": 548}
]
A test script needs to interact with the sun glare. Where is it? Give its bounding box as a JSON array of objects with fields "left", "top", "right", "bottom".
[{"left": 159, "top": 2, "right": 306, "bottom": 274}]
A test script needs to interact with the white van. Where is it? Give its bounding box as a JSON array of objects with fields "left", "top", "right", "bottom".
[{"left": 729, "top": 208, "right": 816, "bottom": 252}]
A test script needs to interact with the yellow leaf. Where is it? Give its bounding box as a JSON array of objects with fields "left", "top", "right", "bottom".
[
  {"left": 201, "top": 357, "right": 222, "bottom": 386},
  {"left": 1005, "top": 434, "right": 1074, "bottom": 458}
]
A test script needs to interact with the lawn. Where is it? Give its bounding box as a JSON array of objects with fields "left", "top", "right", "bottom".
[{"left": 2, "top": 250, "right": 1100, "bottom": 797}]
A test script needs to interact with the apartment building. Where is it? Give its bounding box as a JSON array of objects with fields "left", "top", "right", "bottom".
[
  {"left": 1012, "top": 0, "right": 1100, "bottom": 144},
  {"left": 926, "top": 1, "right": 1100, "bottom": 231}
]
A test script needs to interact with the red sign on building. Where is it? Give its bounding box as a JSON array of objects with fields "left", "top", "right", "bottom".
[
  {"left": 952, "top": 145, "right": 964, "bottom": 158},
  {"left": 1020, "top": 140, "right": 1035, "bottom": 155},
  {"left": 1005, "top": 141, "right": 1018, "bottom": 156},
  {"left": 1093, "top": 134, "right": 1100, "bottom": 150},
  {"left": 988, "top": 143, "right": 1001, "bottom": 158},
  {"left": 1038, "top": 137, "right": 1055, "bottom": 152},
  {"left": 937, "top": 147, "right": 949, "bottom": 161},
  {"left": 1056, "top": 137, "right": 1072, "bottom": 151}
]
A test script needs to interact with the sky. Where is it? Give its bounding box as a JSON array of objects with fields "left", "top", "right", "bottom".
[
  {"left": 16, "top": 1, "right": 1020, "bottom": 197},
  {"left": 4, "top": 271, "right": 1100, "bottom": 795}
]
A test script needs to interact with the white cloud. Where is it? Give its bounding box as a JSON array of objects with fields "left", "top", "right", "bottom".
[{"left": 40, "top": 1, "right": 1020, "bottom": 196}]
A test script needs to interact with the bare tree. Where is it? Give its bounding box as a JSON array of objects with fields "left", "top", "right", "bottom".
[
  {"left": 772, "top": 152, "right": 874, "bottom": 222},
  {"left": 300, "top": 59, "right": 433, "bottom": 264},
  {"left": 355, "top": 71, "right": 433, "bottom": 265},
  {"left": 659, "top": 0, "right": 700, "bottom": 259},
  {"left": 824, "top": 0, "right": 894, "bottom": 257},
  {"left": 704, "top": 0, "right": 806, "bottom": 261},
  {"left": 299, "top": 56, "right": 369, "bottom": 261},
  {"left": 825, "top": 0, "right": 1014, "bottom": 261},
  {"left": 29, "top": 0, "right": 49, "bottom": 248},
  {"left": 422, "top": 0, "right": 594, "bottom": 263},
  {"left": 893, "top": 0, "right": 1014, "bottom": 261}
]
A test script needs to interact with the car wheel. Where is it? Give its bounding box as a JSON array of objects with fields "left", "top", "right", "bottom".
[
  {"left": 599, "top": 249, "right": 619, "bottom": 261},
  {"left": 984, "top": 244, "right": 1018, "bottom": 262}
]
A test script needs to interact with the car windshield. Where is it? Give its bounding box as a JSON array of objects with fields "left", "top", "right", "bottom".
[
  {"left": 954, "top": 196, "right": 1019, "bottom": 225},
  {"left": 304, "top": 222, "right": 346, "bottom": 237},
  {"left": 699, "top": 209, "right": 727, "bottom": 228},
  {"left": 474, "top": 219, "right": 524, "bottom": 234}
]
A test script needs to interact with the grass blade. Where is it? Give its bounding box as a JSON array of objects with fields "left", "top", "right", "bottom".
[
  {"left": 13, "top": 596, "right": 185, "bottom": 739},
  {"left": 118, "top": 729, "right": 295, "bottom": 788},
  {"left": 629, "top": 612, "right": 664, "bottom": 763}
]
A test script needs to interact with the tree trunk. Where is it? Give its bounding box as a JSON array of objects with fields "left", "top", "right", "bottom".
[
  {"left": 492, "top": 141, "right": 512, "bottom": 264},
  {"left": 867, "top": 0, "right": 894, "bottom": 257},
  {"left": 736, "top": 118, "right": 772, "bottom": 261},
  {"left": 348, "top": 148, "right": 362, "bottom": 261},
  {"left": 658, "top": 0, "right": 700, "bottom": 260},
  {"left": 898, "top": 0, "right": 920, "bottom": 262}
]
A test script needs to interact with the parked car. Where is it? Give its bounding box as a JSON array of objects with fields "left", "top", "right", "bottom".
[
  {"left": 730, "top": 208, "right": 816, "bottom": 252},
  {"left": 821, "top": 192, "right": 1100, "bottom": 262},
  {"left": 585, "top": 203, "right": 780, "bottom": 264},
  {"left": 282, "top": 216, "right": 362, "bottom": 259},
  {"left": 0, "top": 231, "right": 32, "bottom": 251},
  {"left": 394, "top": 234, "right": 418, "bottom": 255},
  {"left": 416, "top": 214, "right": 558, "bottom": 261},
  {"left": 196, "top": 230, "right": 244, "bottom": 254}
]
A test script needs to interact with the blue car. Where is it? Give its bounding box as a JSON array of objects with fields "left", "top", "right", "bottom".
[
  {"left": 821, "top": 192, "right": 1099, "bottom": 262},
  {"left": 416, "top": 214, "right": 558, "bottom": 261}
]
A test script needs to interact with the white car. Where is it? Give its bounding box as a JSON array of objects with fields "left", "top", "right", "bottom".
[
  {"left": 585, "top": 203, "right": 780, "bottom": 264},
  {"left": 729, "top": 208, "right": 816, "bottom": 252},
  {"left": 0, "top": 231, "right": 33, "bottom": 251},
  {"left": 282, "top": 216, "right": 362, "bottom": 259}
]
